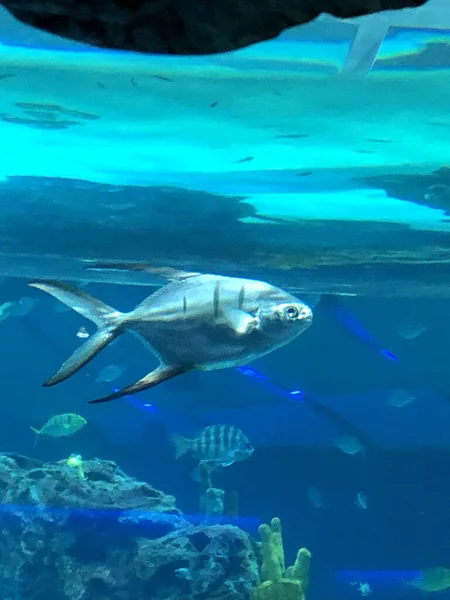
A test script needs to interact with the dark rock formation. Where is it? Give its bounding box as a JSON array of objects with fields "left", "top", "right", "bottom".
[
  {"left": 0, "top": 0, "right": 427, "bottom": 55},
  {"left": 356, "top": 167, "right": 450, "bottom": 216},
  {"left": 0, "top": 176, "right": 272, "bottom": 263},
  {"left": 0, "top": 453, "right": 259, "bottom": 600}
]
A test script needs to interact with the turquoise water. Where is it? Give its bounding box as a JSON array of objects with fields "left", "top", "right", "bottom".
[{"left": 0, "top": 5, "right": 449, "bottom": 600}]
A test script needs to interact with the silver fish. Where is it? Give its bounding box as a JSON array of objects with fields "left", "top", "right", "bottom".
[
  {"left": 172, "top": 424, "right": 254, "bottom": 467},
  {"left": 30, "top": 273, "right": 313, "bottom": 403}
]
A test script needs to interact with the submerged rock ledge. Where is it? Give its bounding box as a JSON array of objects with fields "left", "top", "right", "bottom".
[
  {"left": 0, "top": 453, "right": 259, "bottom": 600},
  {"left": 0, "top": 0, "right": 427, "bottom": 55}
]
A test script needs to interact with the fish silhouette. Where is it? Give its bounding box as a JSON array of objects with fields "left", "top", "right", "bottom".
[{"left": 30, "top": 273, "right": 312, "bottom": 404}]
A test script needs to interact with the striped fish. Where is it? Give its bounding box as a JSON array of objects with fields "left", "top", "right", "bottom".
[
  {"left": 30, "top": 273, "right": 313, "bottom": 404},
  {"left": 172, "top": 425, "right": 254, "bottom": 467}
]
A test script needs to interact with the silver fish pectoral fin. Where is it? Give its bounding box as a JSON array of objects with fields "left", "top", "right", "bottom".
[
  {"left": 220, "top": 309, "right": 260, "bottom": 335},
  {"left": 88, "top": 364, "right": 186, "bottom": 404}
]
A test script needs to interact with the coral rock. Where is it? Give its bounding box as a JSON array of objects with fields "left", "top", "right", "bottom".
[
  {"left": 0, "top": 453, "right": 259, "bottom": 600},
  {"left": 0, "top": 453, "right": 179, "bottom": 512}
]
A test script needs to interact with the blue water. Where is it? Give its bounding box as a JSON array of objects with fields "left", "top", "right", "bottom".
[
  {"left": 1, "top": 276, "right": 450, "bottom": 599},
  {"left": 0, "top": 3, "right": 449, "bottom": 600}
]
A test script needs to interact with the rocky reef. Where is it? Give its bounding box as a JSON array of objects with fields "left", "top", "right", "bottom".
[
  {"left": 0, "top": 0, "right": 426, "bottom": 55},
  {"left": 0, "top": 453, "right": 259, "bottom": 600}
]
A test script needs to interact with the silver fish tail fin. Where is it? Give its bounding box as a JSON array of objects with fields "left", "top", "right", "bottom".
[
  {"left": 171, "top": 433, "right": 194, "bottom": 459},
  {"left": 29, "top": 281, "right": 126, "bottom": 386}
]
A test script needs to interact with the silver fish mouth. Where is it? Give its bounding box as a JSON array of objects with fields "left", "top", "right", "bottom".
[{"left": 299, "top": 305, "right": 313, "bottom": 323}]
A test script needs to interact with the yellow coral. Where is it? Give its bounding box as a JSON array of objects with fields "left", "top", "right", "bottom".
[
  {"left": 285, "top": 548, "right": 311, "bottom": 594},
  {"left": 252, "top": 579, "right": 303, "bottom": 600},
  {"left": 258, "top": 518, "right": 285, "bottom": 582},
  {"left": 253, "top": 517, "right": 311, "bottom": 600}
]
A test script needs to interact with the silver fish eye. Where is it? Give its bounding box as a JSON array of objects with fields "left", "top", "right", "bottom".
[{"left": 285, "top": 305, "right": 299, "bottom": 319}]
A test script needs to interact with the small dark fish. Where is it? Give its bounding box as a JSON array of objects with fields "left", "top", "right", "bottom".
[
  {"left": 172, "top": 424, "right": 254, "bottom": 467},
  {"left": 23, "top": 110, "right": 58, "bottom": 120},
  {"left": 15, "top": 102, "right": 62, "bottom": 111},
  {"left": 30, "top": 121, "right": 80, "bottom": 129},
  {"left": 63, "top": 109, "right": 99, "bottom": 121},
  {"left": 365, "top": 138, "right": 392, "bottom": 144},
  {"left": 275, "top": 134, "right": 309, "bottom": 139},
  {"left": 0, "top": 115, "right": 79, "bottom": 129},
  {"left": 429, "top": 121, "right": 449, "bottom": 129},
  {"left": 237, "top": 156, "right": 254, "bottom": 163},
  {"left": 210, "top": 101, "right": 219, "bottom": 108},
  {"left": 153, "top": 74, "right": 172, "bottom": 82},
  {"left": 30, "top": 273, "right": 313, "bottom": 404}
]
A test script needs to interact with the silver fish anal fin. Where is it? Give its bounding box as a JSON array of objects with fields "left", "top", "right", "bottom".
[
  {"left": 220, "top": 309, "right": 260, "bottom": 336},
  {"left": 88, "top": 364, "right": 186, "bottom": 404}
]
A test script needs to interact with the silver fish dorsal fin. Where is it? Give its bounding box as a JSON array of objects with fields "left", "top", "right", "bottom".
[{"left": 83, "top": 261, "right": 201, "bottom": 282}]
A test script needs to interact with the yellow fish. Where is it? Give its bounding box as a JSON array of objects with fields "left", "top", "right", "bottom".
[
  {"left": 31, "top": 413, "right": 87, "bottom": 446},
  {"left": 409, "top": 568, "right": 450, "bottom": 593}
]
